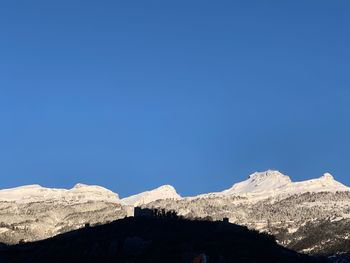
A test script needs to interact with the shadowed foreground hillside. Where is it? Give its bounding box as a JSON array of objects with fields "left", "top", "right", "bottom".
[{"left": 0, "top": 217, "right": 326, "bottom": 263}]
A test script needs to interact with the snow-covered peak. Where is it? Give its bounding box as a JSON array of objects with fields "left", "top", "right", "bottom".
[
  {"left": 121, "top": 185, "right": 181, "bottom": 206},
  {"left": 290, "top": 172, "right": 348, "bottom": 193},
  {"left": 223, "top": 170, "right": 292, "bottom": 195},
  {"left": 194, "top": 170, "right": 350, "bottom": 200},
  {"left": 227, "top": 170, "right": 349, "bottom": 196},
  {"left": 156, "top": 184, "right": 175, "bottom": 190},
  {"left": 69, "top": 183, "right": 120, "bottom": 201},
  {"left": 0, "top": 184, "right": 120, "bottom": 204}
]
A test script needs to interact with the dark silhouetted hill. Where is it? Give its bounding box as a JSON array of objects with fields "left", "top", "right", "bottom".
[{"left": 0, "top": 217, "right": 326, "bottom": 263}]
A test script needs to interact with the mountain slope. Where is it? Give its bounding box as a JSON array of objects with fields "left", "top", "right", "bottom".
[
  {"left": 223, "top": 170, "right": 292, "bottom": 195},
  {"left": 145, "top": 191, "right": 350, "bottom": 256},
  {"left": 0, "top": 201, "right": 128, "bottom": 244},
  {"left": 0, "top": 184, "right": 124, "bottom": 244},
  {"left": 290, "top": 173, "right": 349, "bottom": 194}
]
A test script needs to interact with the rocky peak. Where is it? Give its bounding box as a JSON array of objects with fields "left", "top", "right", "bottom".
[
  {"left": 320, "top": 173, "right": 335, "bottom": 181},
  {"left": 248, "top": 170, "right": 291, "bottom": 182}
]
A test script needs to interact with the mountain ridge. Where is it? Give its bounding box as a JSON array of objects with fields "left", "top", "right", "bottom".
[
  {"left": 0, "top": 183, "right": 120, "bottom": 204},
  {"left": 196, "top": 170, "right": 350, "bottom": 200},
  {"left": 0, "top": 170, "right": 349, "bottom": 205},
  {"left": 0, "top": 170, "right": 350, "bottom": 255}
]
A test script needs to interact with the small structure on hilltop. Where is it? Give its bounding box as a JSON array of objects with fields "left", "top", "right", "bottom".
[
  {"left": 134, "top": 207, "right": 178, "bottom": 219},
  {"left": 223, "top": 217, "right": 229, "bottom": 223}
]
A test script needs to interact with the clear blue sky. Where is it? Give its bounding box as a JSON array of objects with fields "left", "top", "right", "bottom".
[{"left": 1, "top": 1, "right": 349, "bottom": 197}]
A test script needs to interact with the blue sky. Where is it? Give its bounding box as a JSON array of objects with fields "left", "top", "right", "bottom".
[{"left": 1, "top": 1, "right": 349, "bottom": 197}]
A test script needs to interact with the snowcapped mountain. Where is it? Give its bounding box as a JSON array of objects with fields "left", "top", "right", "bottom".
[
  {"left": 0, "top": 183, "right": 120, "bottom": 204},
  {"left": 1, "top": 170, "right": 350, "bottom": 255},
  {"left": 222, "top": 170, "right": 292, "bottom": 195},
  {"left": 0, "top": 184, "right": 181, "bottom": 243},
  {"left": 1, "top": 170, "right": 347, "bottom": 205},
  {"left": 0, "top": 184, "right": 126, "bottom": 244},
  {"left": 197, "top": 170, "right": 350, "bottom": 200},
  {"left": 290, "top": 172, "right": 349, "bottom": 193},
  {"left": 121, "top": 185, "right": 181, "bottom": 206},
  {"left": 142, "top": 170, "right": 350, "bottom": 256}
]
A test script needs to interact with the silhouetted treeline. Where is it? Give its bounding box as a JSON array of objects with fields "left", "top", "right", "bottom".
[{"left": 0, "top": 216, "right": 326, "bottom": 263}]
